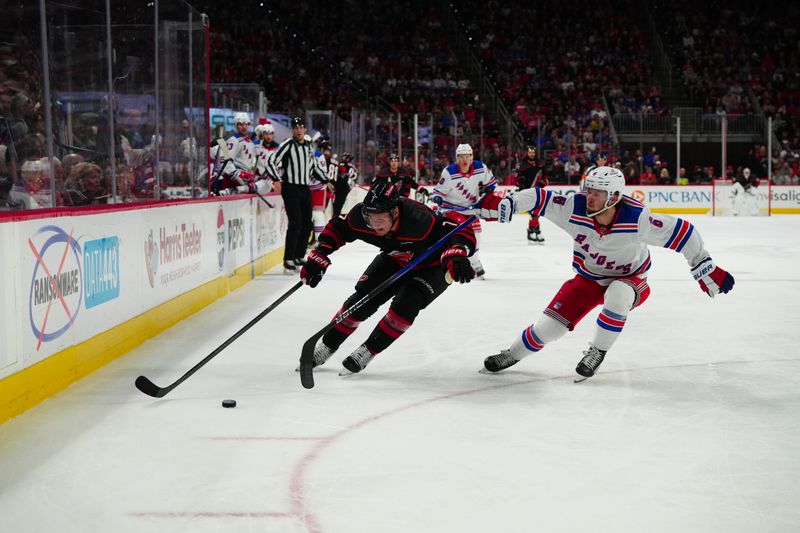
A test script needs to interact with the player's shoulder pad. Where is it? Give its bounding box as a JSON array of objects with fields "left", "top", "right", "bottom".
[
  {"left": 621, "top": 194, "right": 646, "bottom": 209},
  {"left": 472, "top": 160, "right": 485, "bottom": 171},
  {"left": 395, "top": 197, "right": 436, "bottom": 239},
  {"left": 445, "top": 162, "right": 459, "bottom": 174},
  {"left": 616, "top": 195, "right": 646, "bottom": 224},
  {"left": 572, "top": 191, "right": 587, "bottom": 214}
]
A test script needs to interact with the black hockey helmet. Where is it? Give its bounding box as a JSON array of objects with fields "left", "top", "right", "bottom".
[
  {"left": 319, "top": 139, "right": 332, "bottom": 151},
  {"left": 291, "top": 116, "right": 305, "bottom": 128},
  {"left": 388, "top": 153, "right": 400, "bottom": 162},
  {"left": 341, "top": 152, "right": 353, "bottom": 163},
  {"left": 363, "top": 181, "right": 400, "bottom": 215}
]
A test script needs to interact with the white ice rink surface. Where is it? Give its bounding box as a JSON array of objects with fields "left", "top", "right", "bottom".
[{"left": 2, "top": 215, "right": 800, "bottom": 533}]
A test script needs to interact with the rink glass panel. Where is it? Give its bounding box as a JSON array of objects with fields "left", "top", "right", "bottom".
[
  {"left": 1, "top": 2, "right": 54, "bottom": 209},
  {"left": 2, "top": 0, "right": 210, "bottom": 212}
]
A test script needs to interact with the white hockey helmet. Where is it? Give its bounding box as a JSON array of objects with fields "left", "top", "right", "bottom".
[
  {"left": 584, "top": 166, "right": 626, "bottom": 216},
  {"left": 256, "top": 123, "right": 274, "bottom": 136},
  {"left": 234, "top": 112, "right": 251, "bottom": 125},
  {"left": 456, "top": 143, "right": 473, "bottom": 157}
]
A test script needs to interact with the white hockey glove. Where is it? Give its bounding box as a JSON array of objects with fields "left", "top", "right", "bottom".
[
  {"left": 477, "top": 193, "right": 515, "bottom": 221},
  {"left": 497, "top": 196, "right": 515, "bottom": 223},
  {"left": 691, "top": 257, "right": 735, "bottom": 298},
  {"left": 477, "top": 194, "right": 515, "bottom": 222}
]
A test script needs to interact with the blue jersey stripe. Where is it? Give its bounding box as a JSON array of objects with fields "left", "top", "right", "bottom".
[
  {"left": 665, "top": 218, "right": 684, "bottom": 248},
  {"left": 570, "top": 220, "right": 595, "bottom": 230},
  {"left": 601, "top": 308, "right": 627, "bottom": 321},
  {"left": 675, "top": 225, "right": 694, "bottom": 252},
  {"left": 597, "top": 319, "right": 624, "bottom": 333}
]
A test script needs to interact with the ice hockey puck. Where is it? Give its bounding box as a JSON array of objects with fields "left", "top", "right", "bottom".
[{"left": 221, "top": 399, "right": 237, "bottom": 408}]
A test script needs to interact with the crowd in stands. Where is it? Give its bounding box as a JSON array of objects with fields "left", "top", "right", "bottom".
[
  {"left": 656, "top": 0, "right": 800, "bottom": 157},
  {"left": 658, "top": 2, "right": 767, "bottom": 116},
  {"left": 0, "top": 9, "right": 46, "bottom": 208},
  {"left": 201, "top": 0, "right": 505, "bottom": 179},
  {"left": 454, "top": 0, "right": 660, "bottom": 163},
  {"left": 4, "top": 1, "right": 800, "bottom": 211},
  {"left": 1, "top": 4, "right": 209, "bottom": 210},
  {"left": 206, "top": 2, "right": 480, "bottom": 118}
]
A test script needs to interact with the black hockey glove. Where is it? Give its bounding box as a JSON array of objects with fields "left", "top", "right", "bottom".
[
  {"left": 441, "top": 245, "right": 474, "bottom": 284},
  {"left": 300, "top": 249, "right": 331, "bottom": 288}
]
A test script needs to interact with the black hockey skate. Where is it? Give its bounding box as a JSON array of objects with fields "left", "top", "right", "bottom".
[
  {"left": 283, "top": 260, "right": 297, "bottom": 275},
  {"left": 575, "top": 346, "right": 606, "bottom": 382},
  {"left": 527, "top": 228, "right": 544, "bottom": 244},
  {"left": 340, "top": 345, "right": 375, "bottom": 375},
  {"left": 481, "top": 350, "right": 519, "bottom": 373}
]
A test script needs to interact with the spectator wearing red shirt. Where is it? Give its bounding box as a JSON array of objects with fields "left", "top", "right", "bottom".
[{"left": 639, "top": 165, "right": 658, "bottom": 185}]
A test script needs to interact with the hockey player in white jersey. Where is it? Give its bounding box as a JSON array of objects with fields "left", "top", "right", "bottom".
[
  {"left": 432, "top": 143, "right": 496, "bottom": 278},
  {"left": 310, "top": 140, "right": 337, "bottom": 245},
  {"left": 253, "top": 122, "right": 280, "bottom": 194},
  {"left": 212, "top": 112, "right": 259, "bottom": 193},
  {"left": 476, "top": 166, "right": 735, "bottom": 381},
  {"left": 254, "top": 122, "right": 278, "bottom": 175}
]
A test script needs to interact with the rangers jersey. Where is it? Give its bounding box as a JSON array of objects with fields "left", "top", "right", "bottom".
[
  {"left": 432, "top": 160, "right": 497, "bottom": 211},
  {"left": 221, "top": 133, "right": 256, "bottom": 178},
  {"left": 310, "top": 155, "right": 336, "bottom": 192},
  {"left": 254, "top": 139, "right": 278, "bottom": 177},
  {"left": 511, "top": 188, "right": 710, "bottom": 285}
]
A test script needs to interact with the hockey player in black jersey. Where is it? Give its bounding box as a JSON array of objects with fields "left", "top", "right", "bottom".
[
  {"left": 332, "top": 152, "right": 358, "bottom": 218},
  {"left": 299, "top": 181, "right": 476, "bottom": 374},
  {"left": 373, "top": 153, "right": 416, "bottom": 198},
  {"left": 516, "top": 146, "right": 548, "bottom": 243}
]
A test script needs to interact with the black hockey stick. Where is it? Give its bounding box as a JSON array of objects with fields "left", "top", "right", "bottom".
[
  {"left": 299, "top": 215, "right": 477, "bottom": 389},
  {"left": 222, "top": 181, "right": 276, "bottom": 209},
  {"left": 252, "top": 187, "right": 275, "bottom": 209},
  {"left": 135, "top": 280, "right": 303, "bottom": 398}
]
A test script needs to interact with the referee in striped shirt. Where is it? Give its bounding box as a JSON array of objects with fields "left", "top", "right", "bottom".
[{"left": 268, "top": 116, "right": 329, "bottom": 272}]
